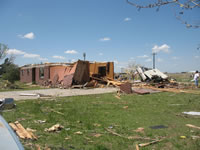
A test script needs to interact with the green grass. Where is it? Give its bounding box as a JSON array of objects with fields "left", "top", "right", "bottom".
[
  {"left": 2, "top": 92, "right": 200, "bottom": 150},
  {"left": 167, "top": 73, "right": 193, "bottom": 83},
  {"left": 0, "top": 80, "right": 45, "bottom": 92}
]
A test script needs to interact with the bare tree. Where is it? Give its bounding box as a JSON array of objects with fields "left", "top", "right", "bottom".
[
  {"left": 0, "top": 43, "right": 8, "bottom": 60},
  {"left": 126, "top": 0, "right": 200, "bottom": 28}
]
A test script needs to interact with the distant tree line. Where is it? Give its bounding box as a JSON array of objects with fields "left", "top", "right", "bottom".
[{"left": 0, "top": 43, "right": 20, "bottom": 83}]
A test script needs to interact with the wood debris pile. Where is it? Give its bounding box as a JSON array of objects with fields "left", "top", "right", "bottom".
[{"left": 9, "top": 121, "right": 37, "bottom": 140}]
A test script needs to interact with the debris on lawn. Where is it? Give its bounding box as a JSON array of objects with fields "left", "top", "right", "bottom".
[
  {"left": 65, "top": 128, "right": 71, "bottom": 131},
  {"left": 74, "top": 131, "right": 83, "bottom": 135},
  {"left": 65, "top": 136, "right": 71, "bottom": 140},
  {"left": 20, "top": 93, "right": 52, "bottom": 98},
  {"left": 34, "top": 120, "right": 46, "bottom": 124},
  {"left": 123, "top": 106, "right": 128, "bottom": 109},
  {"left": 20, "top": 93, "right": 40, "bottom": 97},
  {"left": 44, "top": 124, "right": 64, "bottom": 132},
  {"left": 26, "top": 128, "right": 37, "bottom": 132},
  {"left": 150, "top": 125, "right": 168, "bottom": 129},
  {"left": 134, "top": 127, "right": 144, "bottom": 133},
  {"left": 105, "top": 128, "right": 124, "bottom": 138},
  {"left": 180, "top": 136, "right": 187, "bottom": 139},
  {"left": 115, "top": 91, "right": 121, "bottom": 99},
  {"left": 9, "top": 121, "right": 37, "bottom": 140},
  {"left": 0, "top": 98, "right": 15, "bottom": 110},
  {"left": 50, "top": 109, "right": 64, "bottom": 115},
  {"left": 91, "top": 133, "right": 102, "bottom": 138},
  {"left": 115, "top": 95, "right": 121, "bottom": 99},
  {"left": 105, "top": 128, "right": 154, "bottom": 140},
  {"left": 191, "top": 135, "right": 200, "bottom": 140},
  {"left": 138, "top": 138, "right": 164, "bottom": 147},
  {"left": 136, "top": 144, "right": 140, "bottom": 150},
  {"left": 186, "top": 124, "right": 200, "bottom": 130},
  {"left": 93, "top": 123, "right": 101, "bottom": 127},
  {"left": 183, "top": 111, "right": 200, "bottom": 116}
]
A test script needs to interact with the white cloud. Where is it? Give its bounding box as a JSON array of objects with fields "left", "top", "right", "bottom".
[
  {"left": 124, "top": 17, "right": 131, "bottom": 21},
  {"left": 99, "top": 37, "right": 111, "bottom": 42},
  {"left": 39, "top": 57, "right": 48, "bottom": 61},
  {"left": 23, "top": 53, "right": 40, "bottom": 58},
  {"left": 19, "top": 32, "right": 35, "bottom": 39},
  {"left": 6, "top": 48, "right": 47, "bottom": 62},
  {"left": 23, "top": 53, "right": 48, "bottom": 61},
  {"left": 145, "top": 58, "right": 152, "bottom": 62},
  {"left": 6, "top": 49, "right": 26, "bottom": 55},
  {"left": 65, "top": 50, "right": 78, "bottom": 54},
  {"left": 71, "top": 59, "right": 76, "bottom": 63},
  {"left": 152, "top": 44, "right": 170, "bottom": 53},
  {"left": 99, "top": 53, "right": 103, "bottom": 56},
  {"left": 137, "top": 55, "right": 149, "bottom": 58},
  {"left": 157, "top": 58, "right": 163, "bottom": 62},
  {"left": 195, "top": 56, "right": 200, "bottom": 59},
  {"left": 52, "top": 55, "right": 66, "bottom": 60}
]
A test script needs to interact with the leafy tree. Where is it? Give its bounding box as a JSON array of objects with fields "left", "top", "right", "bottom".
[
  {"left": 0, "top": 43, "right": 8, "bottom": 60},
  {"left": 2, "top": 63, "right": 20, "bottom": 83}
]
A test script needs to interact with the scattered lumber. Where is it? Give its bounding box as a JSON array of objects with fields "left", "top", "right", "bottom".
[
  {"left": 44, "top": 124, "right": 64, "bottom": 132},
  {"left": 50, "top": 109, "right": 64, "bottom": 115},
  {"left": 138, "top": 139, "right": 164, "bottom": 147},
  {"left": 91, "top": 76, "right": 122, "bottom": 87},
  {"left": 105, "top": 128, "right": 156, "bottom": 140},
  {"left": 136, "top": 144, "right": 140, "bottom": 150},
  {"left": 105, "top": 128, "right": 124, "bottom": 138},
  {"left": 186, "top": 124, "right": 200, "bottom": 130},
  {"left": 9, "top": 121, "right": 37, "bottom": 140}
]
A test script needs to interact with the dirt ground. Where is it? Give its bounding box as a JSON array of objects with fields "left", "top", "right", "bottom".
[{"left": 0, "top": 87, "right": 118, "bottom": 100}]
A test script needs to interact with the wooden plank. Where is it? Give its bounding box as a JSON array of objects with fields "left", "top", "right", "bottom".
[
  {"left": 9, "top": 123, "right": 26, "bottom": 139},
  {"left": 15, "top": 121, "right": 33, "bottom": 139},
  {"left": 186, "top": 124, "right": 200, "bottom": 130},
  {"left": 139, "top": 139, "right": 163, "bottom": 147},
  {"left": 136, "top": 144, "right": 140, "bottom": 150}
]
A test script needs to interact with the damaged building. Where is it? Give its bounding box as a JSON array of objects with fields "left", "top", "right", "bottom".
[{"left": 20, "top": 60, "right": 114, "bottom": 88}]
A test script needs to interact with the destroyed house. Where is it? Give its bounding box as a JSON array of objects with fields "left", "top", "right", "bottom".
[{"left": 20, "top": 60, "right": 114, "bottom": 87}]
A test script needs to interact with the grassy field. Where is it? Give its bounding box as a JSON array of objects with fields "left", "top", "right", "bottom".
[
  {"left": 167, "top": 73, "right": 193, "bottom": 83},
  {"left": 2, "top": 92, "right": 200, "bottom": 150}
]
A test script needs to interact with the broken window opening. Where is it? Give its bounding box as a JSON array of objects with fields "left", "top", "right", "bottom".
[
  {"left": 106, "top": 62, "right": 110, "bottom": 73},
  {"left": 98, "top": 66, "right": 106, "bottom": 77},
  {"left": 39, "top": 67, "right": 44, "bottom": 78}
]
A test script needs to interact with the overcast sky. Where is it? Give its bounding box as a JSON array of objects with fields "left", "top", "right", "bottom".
[{"left": 0, "top": 0, "right": 200, "bottom": 72}]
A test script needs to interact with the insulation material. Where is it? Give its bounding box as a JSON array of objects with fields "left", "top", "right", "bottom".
[{"left": 144, "top": 69, "right": 168, "bottom": 79}]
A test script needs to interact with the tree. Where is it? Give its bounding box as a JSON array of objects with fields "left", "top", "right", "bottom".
[
  {"left": 2, "top": 63, "right": 20, "bottom": 83},
  {"left": 126, "top": 0, "right": 200, "bottom": 28},
  {"left": 0, "top": 56, "right": 15, "bottom": 75},
  {"left": 0, "top": 43, "right": 8, "bottom": 60}
]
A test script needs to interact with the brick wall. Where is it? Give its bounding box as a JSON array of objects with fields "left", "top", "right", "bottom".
[
  {"left": 20, "top": 68, "right": 33, "bottom": 83},
  {"left": 35, "top": 66, "right": 50, "bottom": 84}
]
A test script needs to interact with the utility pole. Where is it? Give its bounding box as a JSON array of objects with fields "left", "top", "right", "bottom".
[
  {"left": 83, "top": 52, "right": 86, "bottom": 61},
  {"left": 152, "top": 52, "right": 156, "bottom": 69}
]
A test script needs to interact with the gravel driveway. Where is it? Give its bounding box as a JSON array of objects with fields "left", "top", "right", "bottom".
[{"left": 0, "top": 87, "right": 118, "bottom": 100}]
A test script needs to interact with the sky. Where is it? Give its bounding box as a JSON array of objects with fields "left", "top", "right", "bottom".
[{"left": 0, "top": 0, "right": 200, "bottom": 73}]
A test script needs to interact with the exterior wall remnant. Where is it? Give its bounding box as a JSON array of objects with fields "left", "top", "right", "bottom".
[{"left": 20, "top": 60, "right": 114, "bottom": 87}]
